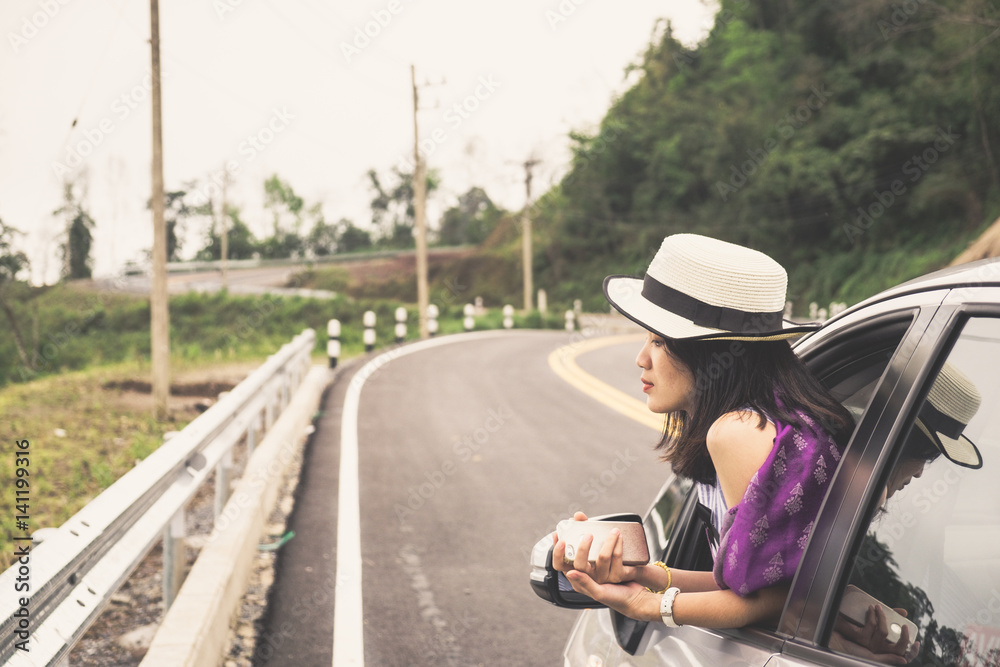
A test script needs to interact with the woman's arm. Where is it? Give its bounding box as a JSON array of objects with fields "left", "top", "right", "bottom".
[{"left": 564, "top": 569, "right": 788, "bottom": 629}]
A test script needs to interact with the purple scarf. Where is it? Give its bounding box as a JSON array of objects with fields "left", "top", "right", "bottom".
[{"left": 713, "top": 412, "right": 841, "bottom": 596}]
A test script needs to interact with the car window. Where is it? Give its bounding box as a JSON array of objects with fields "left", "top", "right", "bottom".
[
  {"left": 831, "top": 316, "right": 1000, "bottom": 665},
  {"left": 610, "top": 474, "right": 695, "bottom": 655},
  {"left": 804, "top": 315, "right": 914, "bottom": 425},
  {"left": 644, "top": 474, "right": 694, "bottom": 561}
]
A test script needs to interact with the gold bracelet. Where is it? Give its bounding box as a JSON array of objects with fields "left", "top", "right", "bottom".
[{"left": 645, "top": 561, "right": 672, "bottom": 594}]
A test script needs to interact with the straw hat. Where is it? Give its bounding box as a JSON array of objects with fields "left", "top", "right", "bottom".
[
  {"left": 603, "top": 234, "right": 818, "bottom": 341},
  {"left": 915, "top": 363, "right": 982, "bottom": 468}
]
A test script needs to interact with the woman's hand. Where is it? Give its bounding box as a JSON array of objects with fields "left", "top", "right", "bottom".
[
  {"left": 551, "top": 512, "right": 639, "bottom": 585},
  {"left": 563, "top": 569, "right": 661, "bottom": 622},
  {"left": 831, "top": 604, "right": 919, "bottom": 665}
]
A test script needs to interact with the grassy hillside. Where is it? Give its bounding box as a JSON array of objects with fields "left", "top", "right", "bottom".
[{"left": 0, "top": 359, "right": 256, "bottom": 570}]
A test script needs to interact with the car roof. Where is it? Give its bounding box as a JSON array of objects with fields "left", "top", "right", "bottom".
[{"left": 828, "top": 257, "right": 1000, "bottom": 322}]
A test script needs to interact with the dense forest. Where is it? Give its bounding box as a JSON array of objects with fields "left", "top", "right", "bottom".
[{"left": 524, "top": 0, "right": 1000, "bottom": 311}]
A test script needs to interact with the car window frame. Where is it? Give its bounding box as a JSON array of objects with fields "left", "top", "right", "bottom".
[
  {"left": 815, "top": 302, "right": 1000, "bottom": 664},
  {"left": 777, "top": 295, "right": 1000, "bottom": 667},
  {"left": 777, "top": 298, "right": 948, "bottom": 643}
]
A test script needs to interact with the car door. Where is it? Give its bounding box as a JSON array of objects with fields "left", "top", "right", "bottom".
[{"left": 773, "top": 288, "right": 1000, "bottom": 666}]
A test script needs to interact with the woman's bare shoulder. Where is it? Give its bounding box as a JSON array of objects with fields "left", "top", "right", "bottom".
[
  {"left": 707, "top": 411, "right": 778, "bottom": 507},
  {"left": 707, "top": 410, "right": 774, "bottom": 453}
]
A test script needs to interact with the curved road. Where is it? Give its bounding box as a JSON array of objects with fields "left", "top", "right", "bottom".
[{"left": 258, "top": 330, "right": 668, "bottom": 666}]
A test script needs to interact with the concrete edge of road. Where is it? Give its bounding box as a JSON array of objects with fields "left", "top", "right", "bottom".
[
  {"left": 139, "top": 364, "right": 332, "bottom": 667},
  {"left": 547, "top": 332, "right": 663, "bottom": 433}
]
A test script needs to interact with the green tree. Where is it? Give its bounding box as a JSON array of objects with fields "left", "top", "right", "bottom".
[
  {"left": 260, "top": 174, "right": 305, "bottom": 259},
  {"left": 335, "top": 218, "right": 372, "bottom": 253},
  {"left": 0, "top": 220, "right": 34, "bottom": 373},
  {"left": 54, "top": 180, "right": 95, "bottom": 280},
  {"left": 195, "top": 205, "right": 259, "bottom": 261},
  {"left": 367, "top": 166, "right": 440, "bottom": 249},
  {"left": 529, "top": 0, "right": 1000, "bottom": 308},
  {"left": 148, "top": 185, "right": 210, "bottom": 261},
  {"left": 438, "top": 187, "right": 504, "bottom": 246},
  {"left": 306, "top": 204, "right": 337, "bottom": 257}
]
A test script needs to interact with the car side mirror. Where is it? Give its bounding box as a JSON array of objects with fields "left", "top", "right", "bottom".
[
  {"left": 528, "top": 532, "right": 607, "bottom": 609},
  {"left": 529, "top": 513, "right": 645, "bottom": 609}
]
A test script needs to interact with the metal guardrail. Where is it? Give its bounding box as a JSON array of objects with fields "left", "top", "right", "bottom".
[
  {"left": 162, "top": 245, "right": 473, "bottom": 275},
  {"left": 0, "top": 329, "right": 316, "bottom": 666}
]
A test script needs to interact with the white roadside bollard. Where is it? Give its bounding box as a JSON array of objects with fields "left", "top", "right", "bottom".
[
  {"left": 427, "top": 304, "right": 439, "bottom": 337},
  {"left": 565, "top": 309, "right": 575, "bottom": 332},
  {"left": 537, "top": 289, "right": 548, "bottom": 315},
  {"left": 363, "top": 310, "right": 376, "bottom": 353},
  {"left": 463, "top": 303, "right": 475, "bottom": 332},
  {"left": 809, "top": 302, "right": 819, "bottom": 320},
  {"left": 395, "top": 306, "right": 407, "bottom": 344},
  {"left": 818, "top": 307, "right": 828, "bottom": 322},
  {"left": 327, "top": 319, "right": 341, "bottom": 368},
  {"left": 502, "top": 304, "right": 514, "bottom": 330}
]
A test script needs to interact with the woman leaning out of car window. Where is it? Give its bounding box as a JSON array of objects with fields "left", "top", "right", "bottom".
[{"left": 552, "top": 235, "right": 860, "bottom": 632}]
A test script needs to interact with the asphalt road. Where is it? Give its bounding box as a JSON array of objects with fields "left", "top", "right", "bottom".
[{"left": 257, "top": 330, "right": 669, "bottom": 667}]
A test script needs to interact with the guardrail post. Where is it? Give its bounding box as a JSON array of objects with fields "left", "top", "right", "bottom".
[
  {"left": 394, "top": 306, "right": 407, "bottom": 344},
  {"left": 363, "top": 310, "right": 376, "bottom": 352},
  {"left": 503, "top": 304, "right": 514, "bottom": 329},
  {"left": 247, "top": 413, "right": 261, "bottom": 456},
  {"left": 565, "top": 310, "right": 576, "bottom": 332},
  {"left": 214, "top": 449, "right": 233, "bottom": 523},
  {"left": 162, "top": 510, "right": 186, "bottom": 611},
  {"left": 327, "top": 319, "right": 341, "bottom": 368},
  {"left": 427, "top": 304, "right": 439, "bottom": 336},
  {"left": 265, "top": 383, "right": 277, "bottom": 430},
  {"left": 463, "top": 303, "right": 475, "bottom": 331},
  {"left": 280, "top": 372, "right": 290, "bottom": 412}
]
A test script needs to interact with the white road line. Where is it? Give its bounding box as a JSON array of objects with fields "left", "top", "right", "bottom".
[{"left": 332, "top": 330, "right": 517, "bottom": 666}]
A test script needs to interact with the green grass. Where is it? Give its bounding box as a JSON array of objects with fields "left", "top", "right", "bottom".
[{"left": 0, "top": 361, "right": 206, "bottom": 570}]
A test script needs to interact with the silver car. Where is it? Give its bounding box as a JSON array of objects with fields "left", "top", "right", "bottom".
[{"left": 531, "top": 259, "right": 1000, "bottom": 666}]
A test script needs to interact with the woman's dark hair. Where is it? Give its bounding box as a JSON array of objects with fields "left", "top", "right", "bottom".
[{"left": 658, "top": 337, "right": 855, "bottom": 484}]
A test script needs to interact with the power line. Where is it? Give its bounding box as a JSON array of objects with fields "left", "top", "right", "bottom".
[{"left": 57, "top": 0, "right": 129, "bottom": 165}]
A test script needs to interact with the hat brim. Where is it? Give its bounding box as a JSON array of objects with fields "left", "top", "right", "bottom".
[
  {"left": 603, "top": 275, "right": 820, "bottom": 341},
  {"left": 915, "top": 419, "right": 983, "bottom": 469}
]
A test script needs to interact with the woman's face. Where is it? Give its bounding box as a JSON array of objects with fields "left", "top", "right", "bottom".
[
  {"left": 636, "top": 332, "right": 695, "bottom": 415},
  {"left": 885, "top": 457, "right": 927, "bottom": 501}
]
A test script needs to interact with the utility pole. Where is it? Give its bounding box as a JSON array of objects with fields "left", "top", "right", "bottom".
[
  {"left": 521, "top": 158, "right": 540, "bottom": 312},
  {"left": 411, "top": 64, "right": 429, "bottom": 339},
  {"left": 149, "top": 0, "right": 170, "bottom": 420},
  {"left": 220, "top": 166, "right": 228, "bottom": 288}
]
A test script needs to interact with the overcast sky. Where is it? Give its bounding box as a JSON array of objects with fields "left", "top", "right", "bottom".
[{"left": 1, "top": 0, "right": 717, "bottom": 284}]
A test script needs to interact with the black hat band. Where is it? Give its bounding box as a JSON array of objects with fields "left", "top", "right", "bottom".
[
  {"left": 641, "top": 274, "right": 783, "bottom": 334},
  {"left": 918, "top": 401, "right": 967, "bottom": 440}
]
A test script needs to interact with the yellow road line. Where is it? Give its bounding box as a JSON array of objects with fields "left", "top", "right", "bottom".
[{"left": 548, "top": 334, "right": 664, "bottom": 433}]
